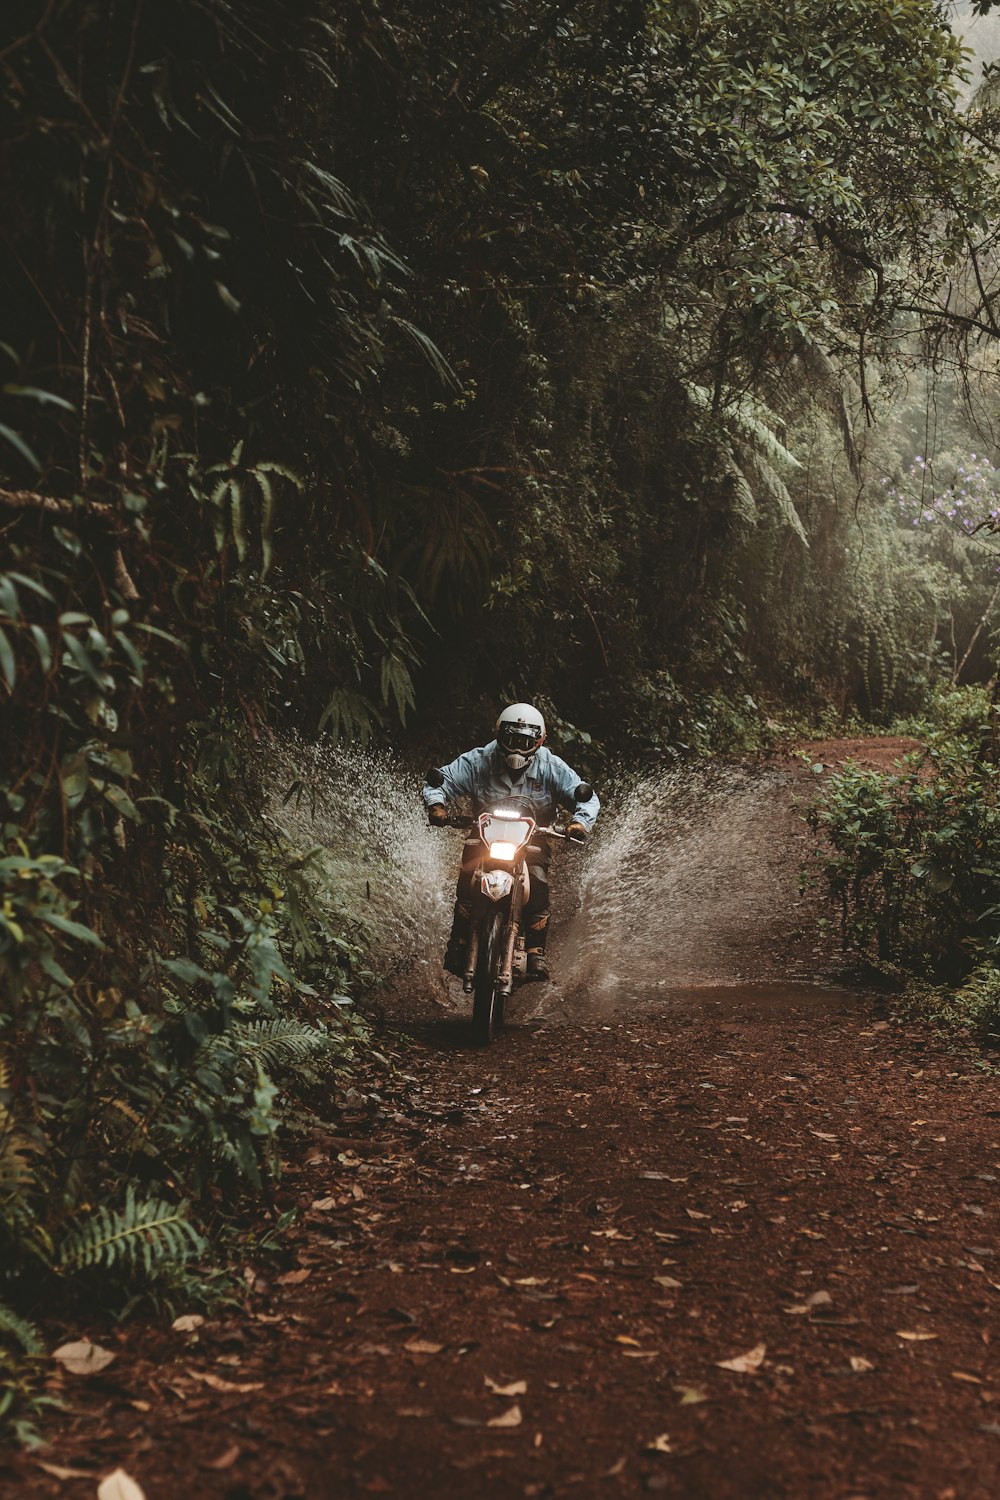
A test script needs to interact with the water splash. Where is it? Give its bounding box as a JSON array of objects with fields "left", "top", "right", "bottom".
[
  {"left": 275, "top": 746, "right": 840, "bottom": 1022},
  {"left": 275, "top": 740, "right": 455, "bottom": 1007},
  {"left": 543, "top": 763, "right": 839, "bottom": 1017}
]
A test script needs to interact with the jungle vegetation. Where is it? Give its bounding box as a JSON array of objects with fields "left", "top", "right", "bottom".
[{"left": 5, "top": 0, "right": 1000, "bottom": 1434}]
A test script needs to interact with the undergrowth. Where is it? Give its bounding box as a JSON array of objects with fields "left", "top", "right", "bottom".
[{"left": 809, "top": 684, "right": 1000, "bottom": 1042}]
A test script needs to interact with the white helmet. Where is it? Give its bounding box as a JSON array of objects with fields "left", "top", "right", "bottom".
[{"left": 496, "top": 702, "right": 546, "bottom": 772}]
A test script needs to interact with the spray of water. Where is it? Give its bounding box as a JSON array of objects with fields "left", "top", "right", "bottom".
[
  {"left": 275, "top": 746, "right": 840, "bottom": 1024},
  {"left": 548, "top": 764, "right": 836, "bottom": 1017},
  {"left": 275, "top": 740, "right": 456, "bottom": 1010}
]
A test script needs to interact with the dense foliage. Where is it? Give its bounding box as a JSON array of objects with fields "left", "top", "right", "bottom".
[
  {"left": 4, "top": 0, "right": 1000, "bottom": 1436},
  {"left": 809, "top": 688, "right": 1000, "bottom": 1037}
]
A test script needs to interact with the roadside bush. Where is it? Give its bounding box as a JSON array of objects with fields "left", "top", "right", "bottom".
[{"left": 809, "top": 738, "right": 1000, "bottom": 984}]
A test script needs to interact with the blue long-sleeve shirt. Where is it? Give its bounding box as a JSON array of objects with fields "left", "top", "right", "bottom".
[{"left": 423, "top": 741, "right": 599, "bottom": 830}]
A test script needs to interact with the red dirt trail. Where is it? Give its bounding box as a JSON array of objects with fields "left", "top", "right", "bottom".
[{"left": 7, "top": 737, "right": 1000, "bottom": 1500}]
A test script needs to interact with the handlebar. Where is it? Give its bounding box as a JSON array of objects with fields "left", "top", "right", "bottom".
[{"left": 430, "top": 814, "right": 585, "bottom": 843}]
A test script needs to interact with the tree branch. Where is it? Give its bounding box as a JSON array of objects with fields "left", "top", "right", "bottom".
[{"left": 0, "top": 486, "right": 121, "bottom": 526}]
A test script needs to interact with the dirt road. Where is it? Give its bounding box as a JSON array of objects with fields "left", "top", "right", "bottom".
[{"left": 8, "top": 739, "right": 1000, "bottom": 1499}]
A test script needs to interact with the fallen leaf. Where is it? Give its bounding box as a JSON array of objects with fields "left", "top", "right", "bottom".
[
  {"left": 97, "top": 1470, "right": 146, "bottom": 1500},
  {"left": 654, "top": 1276, "right": 683, "bottom": 1290},
  {"left": 615, "top": 1335, "right": 643, "bottom": 1347},
  {"left": 810, "top": 1131, "right": 838, "bottom": 1142},
  {"left": 404, "top": 1339, "right": 443, "bottom": 1355},
  {"left": 675, "top": 1386, "right": 708, "bottom": 1405},
  {"left": 171, "top": 1314, "right": 205, "bottom": 1333},
  {"left": 806, "top": 1290, "right": 833, "bottom": 1309},
  {"left": 717, "top": 1343, "right": 766, "bottom": 1374},
  {"left": 205, "top": 1445, "right": 241, "bottom": 1471},
  {"left": 311, "top": 1196, "right": 337, "bottom": 1211},
  {"left": 951, "top": 1371, "right": 984, "bottom": 1385},
  {"left": 36, "top": 1463, "right": 97, "bottom": 1481},
  {"left": 52, "top": 1340, "right": 116, "bottom": 1377},
  {"left": 645, "top": 1433, "right": 673, "bottom": 1453},
  {"left": 896, "top": 1331, "right": 939, "bottom": 1342},
  {"left": 276, "top": 1268, "right": 312, "bottom": 1286},
  {"left": 685, "top": 1209, "right": 709, "bottom": 1220},
  {"left": 485, "top": 1376, "right": 527, "bottom": 1397},
  {"left": 486, "top": 1403, "right": 523, "bottom": 1429},
  {"left": 187, "top": 1369, "right": 264, "bottom": 1393},
  {"left": 850, "top": 1356, "right": 875, "bottom": 1373}
]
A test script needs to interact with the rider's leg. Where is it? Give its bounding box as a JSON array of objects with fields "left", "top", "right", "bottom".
[
  {"left": 443, "top": 839, "right": 478, "bottom": 975},
  {"left": 524, "top": 854, "right": 551, "bottom": 980}
]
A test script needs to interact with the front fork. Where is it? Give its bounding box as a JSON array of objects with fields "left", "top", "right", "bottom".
[{"left": 463, "top": 866, "right": 529, "bottom": 995}]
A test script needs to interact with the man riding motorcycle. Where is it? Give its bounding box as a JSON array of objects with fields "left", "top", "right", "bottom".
[{"left": 423, "top": 702, "right": 600, "bottom": 981}]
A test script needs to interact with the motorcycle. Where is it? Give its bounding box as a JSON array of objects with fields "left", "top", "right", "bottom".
[{"left": 426, "top": 770, "right": 593, "bottom": 1045}]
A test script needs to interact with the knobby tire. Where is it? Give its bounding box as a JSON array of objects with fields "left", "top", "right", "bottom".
[{"left": 472, "top": 910, "right": 506, "bottom": 1046}]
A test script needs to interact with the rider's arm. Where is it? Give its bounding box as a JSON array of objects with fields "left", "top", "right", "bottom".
[
  {"left": 547, "top": 753, "right": 600, "bottom": 831},
  {"left": 422, "top": 747, "right": 483, "bottom": 812}
]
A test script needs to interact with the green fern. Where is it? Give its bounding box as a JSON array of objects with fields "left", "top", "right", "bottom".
[
  {"left": 0, "top": 1303, "right": 42, "bottom": 1357},
  {"left": 232, "top": 1018, "right": 332, "bottom": 1071},
  {"left": 0, "top": 1053, "right": 36, "bottom": 1197},
  {"left": 59, "top": 1188, "right": 205, "bottom": 1276}
]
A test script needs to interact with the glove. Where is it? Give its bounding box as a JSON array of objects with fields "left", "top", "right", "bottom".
[
  {"left": 428, "top": 804, "right": 449, "bottom": 827},
  {"left": 565, "top": 819, "right": 588, "bottom": 843}
]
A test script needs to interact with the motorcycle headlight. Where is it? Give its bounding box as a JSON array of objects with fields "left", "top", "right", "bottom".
[{"left": 488, "top": 840, "right": 518, "bottom": 861}]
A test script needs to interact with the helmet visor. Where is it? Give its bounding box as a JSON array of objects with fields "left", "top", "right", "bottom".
[{"left": 499, "top": 724, "right": 542, "bottom": 756}]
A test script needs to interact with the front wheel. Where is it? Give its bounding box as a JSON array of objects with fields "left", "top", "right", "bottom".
[{"left": 471, "top": 910, "right": 506, "bottom": 1046}]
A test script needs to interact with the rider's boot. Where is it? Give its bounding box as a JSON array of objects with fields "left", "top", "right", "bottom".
[
  {"left": 443, "top": 901, "right": 471, "bottom": 977},
  {"left": 526, "top": 911, "right": 550, "bottom": 981}
]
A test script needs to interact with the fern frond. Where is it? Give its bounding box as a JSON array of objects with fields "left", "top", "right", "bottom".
[
  {"left": 747, "top": 451, "right": 809, "bottom": 545},
  {"left": 0, "top": 1053, "right": 37, "bottom": 1196},
  {"left": 234, "top": 1018, "right": 331, "bottom": 1070},
  {"left": 729, "top": 399, "right": 802, "bottom": 473},
  {"left": 722, "top": 459, "right": 758, "bottom": 526},
  {"left": 795, "top": 336, "right": 862, "bottom": 479},
  {"left": 59, "top": 1188, "right": 205, "bottom": 1276},
  {"left": 0, "top": 1302, "right": 42, "bottom": 1356}
]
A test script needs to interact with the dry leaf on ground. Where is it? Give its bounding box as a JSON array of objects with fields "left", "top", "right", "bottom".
[
  {"left": 171, "top": 1315, "right": 205, "bottom": 1333},
  {"left": 645, "top": 1433, "right": 673, "bottom": 1453},
  {"left": 485, "top": 1376, "right": 527, "bottom": 1396},
  {"left": 187, "top": 1369, "right": 264, "bottom": 1393},
  {"left": 52, "top": 1341, "right": 116, "bottom": 1377},
  {"left": 896, "top": 1331, "right": 939, "bottom": 1342},
  {"left": 486, "top": 1404, "right": 523, "bottom": 1428},
  {"left": 404, "top": 1339, "right": 443, "bottom": 1355},
  {"left": 97, "top": 1469, "right": 146, "bottom": 1500},
  {"left": 205, "top": 1444, "right": 242, "bottom": 1471},
  {"left": 717, "top": 1343, "right": 767, "bottom": 1374}
]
